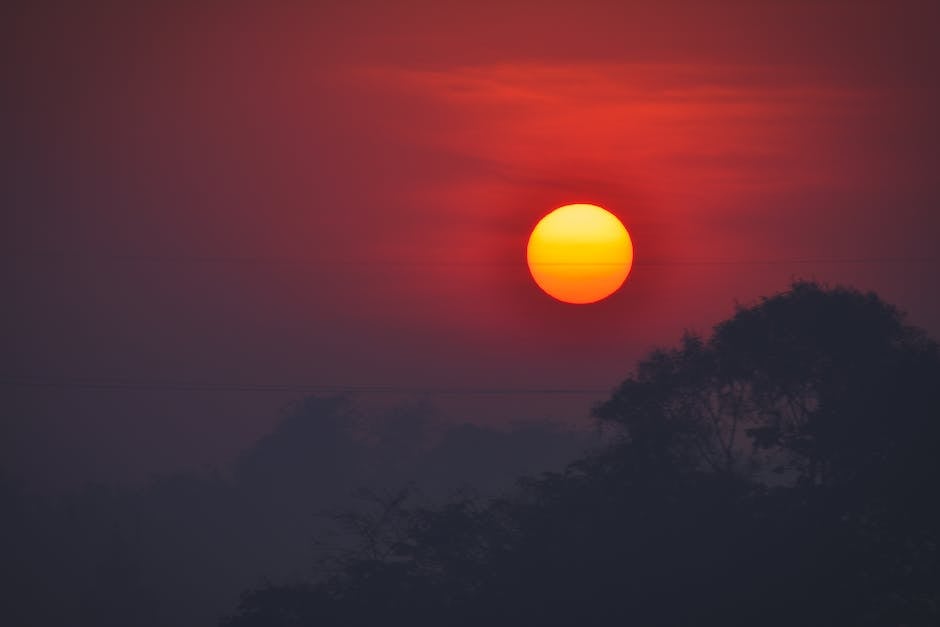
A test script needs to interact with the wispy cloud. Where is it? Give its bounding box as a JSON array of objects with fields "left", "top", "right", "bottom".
[{"left": 364, "top": 62, "right": 874, "bottom": 214}]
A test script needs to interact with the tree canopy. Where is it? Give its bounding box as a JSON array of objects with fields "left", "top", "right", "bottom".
[{"left": 222, "top": 282, "right": 940, "bottom": 627}]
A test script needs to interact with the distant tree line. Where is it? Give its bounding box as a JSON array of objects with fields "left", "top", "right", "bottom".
[
  {"left": 222, "top": 281, "right": 940, "bottom": 626},
  {"left": 1, "top": 399, "right": 589, "bottom": 626}
]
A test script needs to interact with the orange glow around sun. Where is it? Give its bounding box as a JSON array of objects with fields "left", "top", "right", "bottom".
[{"left": 526, "top": 204, "right": 634, "bottom": 304}]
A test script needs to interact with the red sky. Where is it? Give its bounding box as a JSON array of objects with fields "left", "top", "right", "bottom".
[{"left": 3, "top": 0, "right": 939, "bottom": 486}]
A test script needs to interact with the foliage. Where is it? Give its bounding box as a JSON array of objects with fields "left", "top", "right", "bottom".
[
  {"left": 223, "top": 281, "right": 940, "bottom": 626},
  {"left": 2, "top": 397, "right": 589, "bottom": 626}
]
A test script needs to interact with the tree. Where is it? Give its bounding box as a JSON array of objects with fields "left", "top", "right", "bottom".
[
  {"left": 222, "top": 281, "right": 940, "bottom": 626},
  {"left": 595, "top": 281, "right": 940, "bottom": 489}
]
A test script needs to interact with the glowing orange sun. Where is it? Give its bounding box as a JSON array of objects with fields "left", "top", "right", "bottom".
[{"left": 526, "top": 203, "right": 634, "bottom": 304}]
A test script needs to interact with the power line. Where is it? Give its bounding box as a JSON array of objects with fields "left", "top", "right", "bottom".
[
  {"left": 636, "top": 257, "right": 938, "bottom": 266},
  {"left": 3, "top": 251, "right": 937, "bottom": 268},
  {"left": 0, "top": 375, "right": 611, "bottom": 396}
]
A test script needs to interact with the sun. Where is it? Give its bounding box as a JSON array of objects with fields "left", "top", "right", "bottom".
[{"left": 526, "top": 203, "right": 634, "bottom": 304}]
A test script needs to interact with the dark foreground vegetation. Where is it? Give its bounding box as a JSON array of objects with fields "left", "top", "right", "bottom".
[{"left": 223, "top": 282, "right": 940, "bottom": 626}]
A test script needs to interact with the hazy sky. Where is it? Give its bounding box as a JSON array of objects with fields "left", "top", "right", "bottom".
[{"left": 4, "top": 0, "right": 939, "bottom": 487}]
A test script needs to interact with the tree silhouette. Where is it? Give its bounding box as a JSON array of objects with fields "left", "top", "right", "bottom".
[
  {"left": 223, "top": 281, "right": 940, "bottom": 626},
  {"left": 596, "top": 280, "right": 940, "bottom": 487},
  {"left": 2, "top": 392, "right": 590, "bottom": 625}
]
